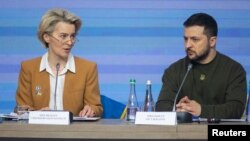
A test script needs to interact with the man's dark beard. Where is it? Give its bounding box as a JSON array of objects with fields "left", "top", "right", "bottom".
[{"left": 186, "top": 47, "right": 210, "bottom": 62}]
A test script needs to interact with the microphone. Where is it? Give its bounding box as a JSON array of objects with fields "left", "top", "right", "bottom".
[
  {"left": 54, "top": 63, "right": 60, "bottom": 110},
  {"left": 172, "top": 63, "right": 193, "bottom": 123}
]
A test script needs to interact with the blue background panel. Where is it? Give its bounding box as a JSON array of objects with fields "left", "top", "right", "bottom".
[{"left": 0, "top": 0, "right": 250, "bottom": 114}]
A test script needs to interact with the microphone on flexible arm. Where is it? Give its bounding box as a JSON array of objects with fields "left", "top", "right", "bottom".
[
  {"left": 172, "top": 63, "right": 193, "bottom": 123},
  {"left": 50, "top": 63, "right": 73, "bottom": 122},
  {"left": 54, "top": 63, "right": 60, "bottom": 110}
]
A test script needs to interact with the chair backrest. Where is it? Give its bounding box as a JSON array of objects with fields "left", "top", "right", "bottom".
[{"left": 101, "top": 95, "right": 126, "bottom": 119}]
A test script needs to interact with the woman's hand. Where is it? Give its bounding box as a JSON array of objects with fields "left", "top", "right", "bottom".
[{"left": 79, "top": 105, "right": 96, "bottom": 117}]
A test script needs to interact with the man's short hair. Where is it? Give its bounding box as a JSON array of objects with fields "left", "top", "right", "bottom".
[{"left": 183, "top": 13, "right": 218, "bottom": 38}]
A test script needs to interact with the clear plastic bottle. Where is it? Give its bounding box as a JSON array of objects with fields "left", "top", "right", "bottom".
[
  {"left": 143, "top": 80, "right": 155, "bottom": 112},
  {"left": 126, "top": 79, "right": 139, "bottom": 122}
]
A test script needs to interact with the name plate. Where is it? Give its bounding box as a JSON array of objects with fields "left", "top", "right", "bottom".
[
  {"left": 135, "top": 112, "right": 177, "bottom": 125},
  {"left": 29, "top": 111, "right": 71, "bottom": 125}
]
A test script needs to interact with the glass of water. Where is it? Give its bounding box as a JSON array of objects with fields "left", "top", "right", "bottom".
[
  {"left": 17, "top": 105, "right": 30, "bottom": 120},
  {"left": 17, "top": 105, "right": 30, "bottom": 115}
]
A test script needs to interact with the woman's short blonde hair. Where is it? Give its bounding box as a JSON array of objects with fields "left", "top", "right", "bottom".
[{"left": 37, "top": 9, "right": 82, "bottom": 48}]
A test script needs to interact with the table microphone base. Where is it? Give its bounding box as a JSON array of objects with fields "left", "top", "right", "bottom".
[{"left": 177, "top": 112, "right": 192, "bottom": 123}]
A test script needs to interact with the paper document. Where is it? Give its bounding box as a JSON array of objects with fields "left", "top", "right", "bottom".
[
  {"left": 193, "top": 118, "right": 246, "bottom": 122},
  {"left": 73, "top": 116, "right": 100, "bottom": 121},
  {"left": 0, "top": 112, "right": 29, "bottom": 120}
]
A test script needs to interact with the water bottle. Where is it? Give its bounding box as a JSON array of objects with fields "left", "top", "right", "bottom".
[
  {"left": 143, "top": 80, "right": 155, "bottom": 111},
  {"left": 126, "top": 79, "right": 139, "bottom": 122},
  {"left": 246, "top": 81, "right": 250, "bottom": 122}
]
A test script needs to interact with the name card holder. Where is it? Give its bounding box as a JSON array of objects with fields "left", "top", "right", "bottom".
[
  {"left": 135, "top": 112, "right": 177, "bottom": 125},
  {"left": 29, "top": 111, "right": 72, "bottom": 125}
]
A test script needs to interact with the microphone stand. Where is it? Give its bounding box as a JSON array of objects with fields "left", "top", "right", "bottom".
[
  {"left": 54, "top": 63, "right": 60, "bottom": 110},
  {"left": 173, "top": 64, "right": 193, "bottom": 123}
]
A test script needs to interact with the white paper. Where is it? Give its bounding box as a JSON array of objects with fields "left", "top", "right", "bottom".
[
  {"left": 29, "top": 111, "right": 71, "bottom": 125},
  {"left": 73, "top": 116, "right": 100, "bottom": 121},
  {"left": 135, "top": 111, "right": 177, "bottom": 125}
]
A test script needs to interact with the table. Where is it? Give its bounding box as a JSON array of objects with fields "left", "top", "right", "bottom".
[{"left": 0, "top": 119, "right": 208, "bottom": 141}]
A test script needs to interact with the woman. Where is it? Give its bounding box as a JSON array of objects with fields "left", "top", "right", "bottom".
[{"left": 16, "top": 9, "right": 103, "bottom": 117}]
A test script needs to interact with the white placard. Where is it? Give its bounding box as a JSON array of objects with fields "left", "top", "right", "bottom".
[
  {"left": 29, "top": 111, "right": 71, "bottom": 125},
  {"left": 135, "top": 112, "right": 177, "bottom": 125}
]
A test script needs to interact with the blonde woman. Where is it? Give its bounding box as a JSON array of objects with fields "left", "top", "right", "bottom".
[{"left": 16, "top": 9, "right": 103, "bottom": 117}]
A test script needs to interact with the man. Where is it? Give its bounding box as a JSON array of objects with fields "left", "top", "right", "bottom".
[{"left": 156, "top": 13, "right": 247, "bottom": 119}]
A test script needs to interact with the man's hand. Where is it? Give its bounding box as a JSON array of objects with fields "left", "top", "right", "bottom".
[{"left": 176, "top": 96, "right": 201, "bottom": 117}]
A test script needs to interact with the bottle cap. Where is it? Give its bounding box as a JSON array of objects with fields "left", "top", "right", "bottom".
[
  {"left": 130, "top": 79, "right": 136, "bottom": 84},
  {"left": 146, "top": 80, "right": 152, "bottom": 85}
]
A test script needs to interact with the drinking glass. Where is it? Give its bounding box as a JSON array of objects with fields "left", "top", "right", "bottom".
[
  {"left": 17, "top": 105, "right": 30, "bottom": 115},
  {"left": 17, "top": 105, "right": 30, "bottom": 120}
]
